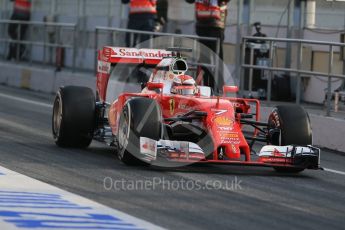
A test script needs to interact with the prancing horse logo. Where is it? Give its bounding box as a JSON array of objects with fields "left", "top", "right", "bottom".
[{"left": 169, "top": 98, "right": 175, "bottom": 115}]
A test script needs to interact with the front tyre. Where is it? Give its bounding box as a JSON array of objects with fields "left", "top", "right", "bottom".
[
  {"left": 52, "top": 86, "right": 95, "bottom": 148},
  {"left": 117, "top": 97, "right": 162, "bottom": 166},
  {"left": 268, "top": 105, "right": 312, "bottom": 173}
]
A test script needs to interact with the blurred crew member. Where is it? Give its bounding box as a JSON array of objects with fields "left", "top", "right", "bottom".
[
  {"left": 7, "top": 0, "right": 31, "bottom": 60},
  {"left": 249, "top": 21, "right": 268, "bottom": 58},
  {"left": 155, "top": 0, "right": 168, "bottom": 32},
  {"left": 122, "top": 0, "right": 157, "bottom": 46},
  {"left": 252, "top": 22, "right": 267, "bottom": 43},
  {"left": 186, "top": 0, "right": 230, "bottom": 92}
]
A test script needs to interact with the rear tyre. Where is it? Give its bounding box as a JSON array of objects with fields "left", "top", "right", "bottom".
[
  {"left": 52, "top": 86, "right": 95, "bottom": 148},
  {"left": 268, "top": 105, "right": 312, "bottom": 173},
  {"left": 117, "top": 98, "right": 162, "bottom": 166}
]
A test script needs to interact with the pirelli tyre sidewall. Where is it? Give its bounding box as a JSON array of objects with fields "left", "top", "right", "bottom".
[
  {"left": 268, "top": 105, "right": 312, "bottom": 146},
  {"left": 268, "top": 105, "right": 312, "bottom": 173},
  {"left": 117, "top": 97, "right": 162, "bottom": 166},
  {"left": 52, "top": 86, "right": 95, "bottom": 148}
]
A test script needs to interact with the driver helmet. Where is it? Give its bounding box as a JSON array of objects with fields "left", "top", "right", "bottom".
[{"left": 171, "top": 75, "right": 197, "bottom": 95}]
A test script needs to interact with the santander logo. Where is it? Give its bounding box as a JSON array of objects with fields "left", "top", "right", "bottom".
[{"left": 111, "top": 47, "right": 172, "bottom": 59}]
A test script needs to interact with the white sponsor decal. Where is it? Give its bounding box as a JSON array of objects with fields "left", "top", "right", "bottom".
[
  {"left": 218, "top": 126, "right": 233, "bottom": 131},
  {"left": 140, "top": 137, "right": 158, "bottom": 161},
  {"left": 211, "top": 109, "right": 227, "bottom": 115},
  {"left": 111, "top": 48, "right": 172, "bottom": 60},
  {"left": 220, "top": 137, "right": 240, "bottom": 144},
  {"left": 97, "top": 61, "right": 111, "bottom": 74},
  {"left": 231, "top": 102, "right": 243, "bottom": 108}
]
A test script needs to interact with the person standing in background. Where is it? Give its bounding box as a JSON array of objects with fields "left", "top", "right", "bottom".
[
  {"left": 122, "top": 0, "right": 157, "bottom": 47},
  {"left": 186, "top": 0, "right": 230, "bottom": 92},
  {"left": 7, "top": 0, "right": 31, "bottom": 60},
  {"left": 252, "top": 22, "right": 267, "bottom": 43},
  {"left": 155, "top": 0, "right": 168, "bottom": 32},
  {"left": 187, "top": 0, "right": 230, "bottom": 60}
]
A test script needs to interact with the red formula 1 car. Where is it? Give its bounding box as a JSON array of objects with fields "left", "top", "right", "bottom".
[{"left": 52, "top": 46, "right": 321, "bottom": 173}]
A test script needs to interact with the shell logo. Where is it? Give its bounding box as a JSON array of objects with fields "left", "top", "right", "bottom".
[{"left": 214, "top": 116, "right": 233, "bottom": 126}]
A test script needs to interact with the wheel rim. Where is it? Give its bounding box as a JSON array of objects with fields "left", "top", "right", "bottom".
[
  {"left": 118, "top": 107, "right": 130, "bottom": 159},
  {"left": 53, "top": 95, "right": 63, "bottom": 139}
]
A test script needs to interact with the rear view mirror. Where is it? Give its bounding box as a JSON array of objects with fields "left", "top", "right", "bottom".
[
  {"left": 223, "top": 86, "right": 239, "bottom": 96},
  {"left": 171, "top": 59, "right": 188, "bottom": 75},
  {"left": 147, "top": 82, "right": 164, "bottom": 91}
]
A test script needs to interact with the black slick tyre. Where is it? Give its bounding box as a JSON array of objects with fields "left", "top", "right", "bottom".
[
  {"left": 52, "top": 86, "right": 95, "bottom": 148},
  {"left": 117, "top": 97, "right": 162, "bottom": 166}
]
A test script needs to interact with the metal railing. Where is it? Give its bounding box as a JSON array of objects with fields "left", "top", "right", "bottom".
[
  {"left": 94, "top": 26, "right": 221, "bottom": 76},
  {"left": 0, "top": 21, "right": 221, "bottom": 76},
  {"left": 0, "top": 20, "right": 77, "bottom": 71},
  {"left": 240, "top": 36, "right": 345, "bottom": 116}
]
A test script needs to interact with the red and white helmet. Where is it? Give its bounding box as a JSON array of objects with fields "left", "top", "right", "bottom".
[{"left": 171, "top": 75, "right": 197, "bottom": 95}]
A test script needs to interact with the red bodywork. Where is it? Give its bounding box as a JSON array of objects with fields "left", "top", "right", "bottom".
[
  {"left": 108, "top": 93, "right": 259, "bottom": 161},
  {"left": 95, "top": 46, "right": 317, "bottom": 169}
]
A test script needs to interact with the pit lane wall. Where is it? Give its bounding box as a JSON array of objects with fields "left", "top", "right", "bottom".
[{"left": 0, "top": 61, "right": 344, "bottom": 153}]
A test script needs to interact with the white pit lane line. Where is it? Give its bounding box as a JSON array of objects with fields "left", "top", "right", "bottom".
[
  {"left": 0, "top": 166, "right": 164, "bottom": 230},
  {"left": 0, "top": 92, "right": 53, "bottom": 109},
  {"left": 323, "top": 168, "right": 345, "bottom": 176}
]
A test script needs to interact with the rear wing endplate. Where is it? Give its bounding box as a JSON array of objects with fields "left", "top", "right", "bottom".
[{"left": 96, "top": 46, "right": 173, "bottom": 103}]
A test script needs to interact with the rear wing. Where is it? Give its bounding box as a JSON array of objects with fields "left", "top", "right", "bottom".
[
  {"left": 98, "top": 46, "right": 173, "bottom": 65},
  {"left": 97, "top": 46, "right": 173, "bottom": 103}
]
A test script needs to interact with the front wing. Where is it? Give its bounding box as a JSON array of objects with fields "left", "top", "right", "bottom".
[{"left": 139, "top": 137, "right": 321, "bottom": 170}]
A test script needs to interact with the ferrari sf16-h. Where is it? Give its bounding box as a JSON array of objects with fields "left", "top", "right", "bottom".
[{"left": 52, "top": 46, "right": 321, "bottom": 173}]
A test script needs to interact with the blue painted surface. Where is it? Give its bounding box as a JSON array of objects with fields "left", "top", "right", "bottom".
[
  {"left": 0, "top": 191, "right": 90, "bottom": 209},
  {"left": 0, "top": 191, "right": 146, "bottom": 230},
  {"left": 0, "top": 211, "right": 144, "bottom": 229}
]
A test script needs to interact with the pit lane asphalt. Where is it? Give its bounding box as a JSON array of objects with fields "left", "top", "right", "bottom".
[{"left": 0, "top": 85, "right": 345, "bottom": 230}]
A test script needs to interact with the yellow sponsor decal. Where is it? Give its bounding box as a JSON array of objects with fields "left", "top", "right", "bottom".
[
  {"left": 223, "top": 133, "right": 239, "bottom": 138},
  {"left": 169, "top": 98, "right": 175, "bottom": 115},
  {"left": 214, "top": 116, "right": 233, "bottom": 126}
]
